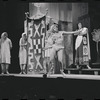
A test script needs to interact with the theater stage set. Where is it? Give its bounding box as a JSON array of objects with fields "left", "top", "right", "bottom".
[{"left": 0, "top": 2, "right": 100, "bottom": 100}]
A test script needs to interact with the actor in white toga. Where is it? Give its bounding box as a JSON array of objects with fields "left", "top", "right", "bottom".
[{"left": 0, "top": 32, "right": 12, "bottom": 74}]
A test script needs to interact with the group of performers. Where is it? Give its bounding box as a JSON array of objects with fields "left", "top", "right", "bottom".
[
  {"left": 44, "top": 22, "right": 91, "bottom": 75},
  {"left": 0, "top": 22, "right": 91, "bottom": 75},
  {"left": 0, "top": 32, "right": 27, "bottom": 74}
]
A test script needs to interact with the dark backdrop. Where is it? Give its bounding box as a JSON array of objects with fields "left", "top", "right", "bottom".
[
  {"left": 0, "top": 1, "right": 29, "bottom": 73},
  {"left": 88, "top": 2, "right": 100, "bottom": 63}
]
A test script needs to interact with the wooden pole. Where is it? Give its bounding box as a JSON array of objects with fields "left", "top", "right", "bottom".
[{"left": 25, "top": 12, "right": 29, "bottom": 74}]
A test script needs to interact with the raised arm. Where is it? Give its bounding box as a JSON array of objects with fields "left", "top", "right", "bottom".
[
  {"left": 61, "top": 29, "right": 81, "bottom": 35},
  {"left": 74, "top": 29, "right": 82, "bottom": 35},
  {"left": 74, "top": 27, "right": 88, "bottom": 36}
]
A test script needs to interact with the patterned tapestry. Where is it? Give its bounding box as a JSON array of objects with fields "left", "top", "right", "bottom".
[{"left": 27, "top": 16, "right": 46, "bottom": 74}]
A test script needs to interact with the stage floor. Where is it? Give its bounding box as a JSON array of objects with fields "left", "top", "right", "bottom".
[
  {"left": 1, "top": 73, "right": 100, "bottom": 80},
  {"left": 0, "top": 73, "right": 100, "bottom": 99}
]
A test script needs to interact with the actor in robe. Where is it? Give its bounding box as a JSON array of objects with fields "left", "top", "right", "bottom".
[
  {"left": 74, "top": 23, "right": 91, "bottom": 69},
  {"left": 19, "top": 33, "right": 27, "bottom": 74},
  {"left": 0, "top": 32, "right": 12, "bottom": 74},
  {"left": 45, "top": 23, "right": 81, "bottom": 75}
]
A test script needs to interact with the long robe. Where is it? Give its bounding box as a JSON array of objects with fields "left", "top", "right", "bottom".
[
  {"left": 75, "top": 27, "right": 91, "bottom": 65},
  {"left": 1, "top": 38, "right": 12, "bottom": 64},
  {"left": 19, "top": 38, "right": 27, "bottom": 65}
]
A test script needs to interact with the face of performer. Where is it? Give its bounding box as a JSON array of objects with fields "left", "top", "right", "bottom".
[
  {"left": 78, "top": 23, "right": 82, "bottom": 29},
  {"left": 23, "top": 34, "right": 27, "bottom": 40},
  {"left": 53, "top": 24, "right": 58, "bottom": 33},
  {"left": 3, "top": 32, "right": 8, "bottom": 40}
]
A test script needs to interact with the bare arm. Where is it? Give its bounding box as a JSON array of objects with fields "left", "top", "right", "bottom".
[
  {"left": 19, "top": 38, "right": 22, "bottom": 46},
  {"left": 74, "top": 29, "right": 82, "bottom": 35},
  {"left": 0, "top": 39, "right": 1, "bottom": 49},
  {"left": 19, "top": 38, "right": 27, "bottom": 47},
  {"left": 74, "top": 27, "right": 88, "bottom": 36},
  {"left": 9, "top": 39, "right": 12, "bottom": 49},
  {"left": 61, "top": 29, "right": 81, "bottom": 35},
  {"left": 19, "top": 38, "right": 24, "bottom": 47}
]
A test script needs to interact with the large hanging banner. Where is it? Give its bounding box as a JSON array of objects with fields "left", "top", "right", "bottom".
[{"left": 27, "top": 16, "right": 46, "bottom": 74}]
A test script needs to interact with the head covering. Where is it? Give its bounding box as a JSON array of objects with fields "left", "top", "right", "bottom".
[
  {"left": 22, "top": 33, "right": 26, "bottom": 37},
  {"left": 1, "top": 33, "right": 4, "bottom": 38},
  {"left": 0, "top": 32, "right": 8, "bottom": 42},
  {"left": 21, "top": 32, "right": 27, "bottom": 43},
  {"left": 1, "top": 32, "right": 8, "bottom": 38}
]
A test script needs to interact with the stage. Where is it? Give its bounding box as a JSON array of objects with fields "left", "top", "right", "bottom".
[
  {"left": 0, "top": 73, "right": 100, "bottom": 100},
  {"left": 1, "top": 73, "right": 100, "bottom": 80}
]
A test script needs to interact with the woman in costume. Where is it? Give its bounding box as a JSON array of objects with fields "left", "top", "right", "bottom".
[
  {"left": 74, "top": 23, "right": 91, "bottom": 69},
  {"left": 45, "top": 23, "right": 81, "bottom": 75},
  {"left": 43, "top": 24, "right": 55, "bottom": 74},
  {"left": 19, "top": 33, "right": 27, "bottom": 74},
  {"left": 0, "top": 32, "right": 12, "bottom": 74}
]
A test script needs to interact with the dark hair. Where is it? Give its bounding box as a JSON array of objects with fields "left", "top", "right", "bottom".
[{"left": 77, "top": 22, "right": 82, "bottom": 29}]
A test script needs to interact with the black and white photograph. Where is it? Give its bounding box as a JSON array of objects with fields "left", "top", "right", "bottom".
[{"left": 0, "top": 0, "right": 100, "bottom": 100}]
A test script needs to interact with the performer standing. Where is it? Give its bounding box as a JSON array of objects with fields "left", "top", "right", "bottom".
[
  {"left": 74, "top": 23, "right": 91, "bottom": 69},
  {"left": 43, "top": 24, "right": 56, "bottom": 74},
  {"left": 45, "top": 23, "right": 81, "bottom": 75},
  {"left": 0, "top": 32, "right": 12, "bottom": 74},
  {"left": 19, "top": 33, "right": 27, "bottom": 74}
]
